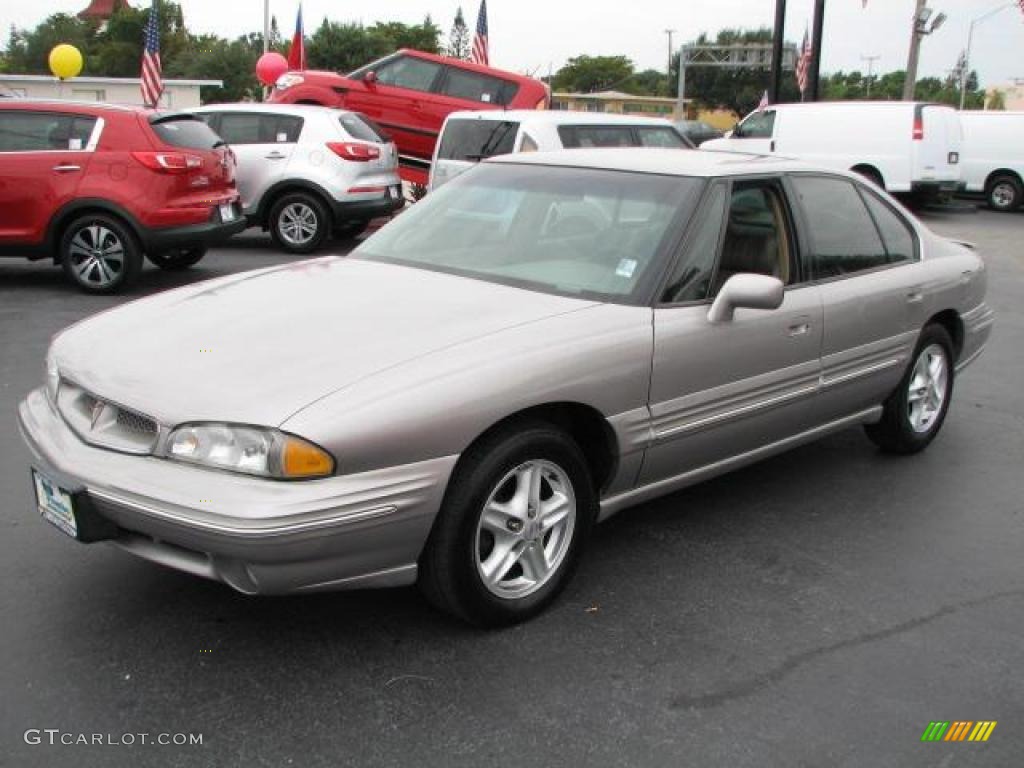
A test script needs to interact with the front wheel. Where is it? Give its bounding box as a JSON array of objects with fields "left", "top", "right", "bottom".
[
  {"left": 269, "top": 193, "right": 330, "bottom": 254},
  {"left": 987, "top": 174, "right": 1022, "bottom": 212},
  {"left": 864, "top": 324, "right": 954, "bottom": 454},
  {"left": 419, "top": 424, "right": 596, "bottom": 627},
  {"left": 146, "top": 246, "right": 207, "bottom": 271}
]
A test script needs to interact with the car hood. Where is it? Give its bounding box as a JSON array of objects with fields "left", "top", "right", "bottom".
[{"left": 52, "top": 258, "right": 596, "bottom": 427}]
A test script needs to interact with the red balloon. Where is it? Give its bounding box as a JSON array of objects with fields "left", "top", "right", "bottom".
[{"left": 256, "top": 52, "right": 290, "bottom": 86}]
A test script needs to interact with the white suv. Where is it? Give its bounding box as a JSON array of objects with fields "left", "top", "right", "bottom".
[{"left": 190, "top": 104, "right": 403, "bottom": 253}]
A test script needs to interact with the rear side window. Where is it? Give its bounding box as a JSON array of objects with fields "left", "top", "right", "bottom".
[
  {"left": 438, "top": 120, "right": 519, "bottom": 161},
  {"left": 0, "top": 111, "right": 96, "bottom": 151},
  {"left": 339, "top": 113, "right": 387, "bottom": 143},
  {"left": 635, "top": 127, "right": 688, "bottom": 148},
  {"left": 150, "top": 115, "right": 221, "bottom": 149},
  {"left": 791, "top": 176, "right": 890, "bottom": 278},
  {"left": 860, "top": 190, "right": 917, "bottom": 264},
  {"left": 558, "top": 125, "right": 635, "bottom": 148},
  {"left": 213, "top": 112, "right": 303, "bottom": 144},
  {"left": 442, "top": 68, "right": 517, "bottom": 105}
]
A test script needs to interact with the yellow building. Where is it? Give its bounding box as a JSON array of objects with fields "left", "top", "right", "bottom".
[{"left": 552, "top": 90, "right": 692, "bottom": 119}]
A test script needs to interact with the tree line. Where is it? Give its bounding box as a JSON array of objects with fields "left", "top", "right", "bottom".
[{"left": 1, "top": 11, "right": 991, "bottom": 114}]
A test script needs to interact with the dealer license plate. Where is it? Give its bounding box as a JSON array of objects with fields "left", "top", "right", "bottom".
[
  {"left": 32, "top": 469, "right": 77, "bottom": 538},
  {"left": 220, "top": 203, "right": 236, "bottom": 222}
]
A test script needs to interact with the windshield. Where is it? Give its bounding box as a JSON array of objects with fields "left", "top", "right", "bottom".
[{"left": 353, "top": 163, "right": 701, "bottom": 304}]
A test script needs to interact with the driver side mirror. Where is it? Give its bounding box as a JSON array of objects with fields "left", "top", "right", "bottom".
[
  {"left": 363, "top": 70, "right": 378, "bottom": 84},
  {"left": 707, "top": 274, "right": 784, "bottom": 323}
]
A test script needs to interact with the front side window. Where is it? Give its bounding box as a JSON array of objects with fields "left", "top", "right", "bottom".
[
  {"left": 438, "top": 120, "right": 519, "bottom": 161},
  {"left": 354, "top": 164, "right": 701, "bottom": 304},
  {"left": 712, "top": 182, "right": 795, "bottom": 294},
  {"left": 734, "top": 110, "right": 775, "bottom": 139},
  {"left": 374, "top": 55, "right": 442, "bottom": 92},
  {"left": 0, "top": 112, "right": 96, "bottom": 152},
  {"left": 791, "top": 176, "right": 891, "bottom": 278}
]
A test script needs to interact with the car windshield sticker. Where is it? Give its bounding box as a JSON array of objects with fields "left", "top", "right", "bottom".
[
  {"left": 69, "top": 138, "right": 82, "bottom": 150},
  {"left": 481, "top": 93, "right": 491, "bottom": 103},
  {"left": 616, "top": 258, "right": 638, "bottom": 278},
  {"left": 277, "top": 133, "right": 288, "bottom": 142}
]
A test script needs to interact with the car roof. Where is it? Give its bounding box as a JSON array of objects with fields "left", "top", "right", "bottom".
[
  {"left": 189, "top": 102, "right": 349, "bottom": 118},
  {"left": 486, "top": 147, "right": 826, "bottom": 177},
  {"left": 444, "top": 109, "right": 675, "bottom": 127},
  {"left": 0, "top": 98, "right": 146, "bottom": 114}
]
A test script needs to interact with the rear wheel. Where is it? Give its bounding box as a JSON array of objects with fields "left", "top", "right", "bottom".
[
  {"left": 60, "top": 213, "right": 141, "bottom": 294},
  {"left": 419, "top": 423, "right": 595, "bottom": 627},
  {"left": 864, "top": 324, "right": 954, "bottom": 454},
  {"left": 146, "top": 246, "right": 207, "bottom": 271},
  {"left": 269, "top": 193, "right": 330, "bottom": 254},
  {"left": 853, "top": 165, "right": 884, "bottom": 188},
  {"left": 986, "top": 174, "right": 1022, "bottom": 212}
]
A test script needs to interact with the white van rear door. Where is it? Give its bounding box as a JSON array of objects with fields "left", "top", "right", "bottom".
[{"left": 914, "top": 105, "right": 961, "bottom": 186}]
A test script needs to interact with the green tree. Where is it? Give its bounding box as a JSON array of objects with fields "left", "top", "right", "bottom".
[
  {"left": 4, "top": 13, "right": 95, "bottom": 75},
  {"left": 623, "top": 68, "right": 667, "bottom": 96},
  {"left": 307, "top": 18, "right": 441, "bottom": 73},
  {"left": 553, "top": 55, "right": 634, "bottom": 93},
  {"left": 164, "top": 34, "right": 260, "bottom": 103},
  {"left": 987, "top": 89, "right": 1006, "bottom": 110},
  {"left": 447, "top": 6, "right": 470, "bottom": 60}
]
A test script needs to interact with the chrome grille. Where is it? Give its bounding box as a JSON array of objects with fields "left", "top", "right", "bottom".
[{"left": 56, "top": 381, "right": 159, "bottom": 455}]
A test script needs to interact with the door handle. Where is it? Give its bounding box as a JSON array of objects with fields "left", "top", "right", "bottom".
[
  {"left": 52, "top": 164, "right": 81, "bottom": 172},
  {"left": 265, "top": 152, "right": 287, "bottom": 160},
  {"left": 905, "top": 289, "right": 924, "bottom": 304},
  {"left": 770, "top": 140, "right": 776, "bottom": 152},
  {"left": 787, "top": 322, "right": 811, "bottom": 337}
]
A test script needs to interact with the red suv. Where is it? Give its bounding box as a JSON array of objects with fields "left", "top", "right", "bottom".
[
  {"left": 0, "top": 100, "right": 244, "bottom": 293},
  {"left": 269, "top": 49, "right": 549, "bottom": 182}
]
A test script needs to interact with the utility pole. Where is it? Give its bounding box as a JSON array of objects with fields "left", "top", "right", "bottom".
[
  {"left": 806, "top": 0, "right": 826, "bottom": 101},
  {"left": 664, "top": 29, "right": 676, "bottom": 96},
  {"left": 769, "top": 0, "right": 787, "bottom": 102},
  {"left": 861, "top": 54, "right": 879, "bottom": 98},
  {"left": 903, "top": 0, "right": 947, "bottom": 100},
  {"left": 262, "top": 0, "right": 270, "bottom": 100},
  {"left": 960, "top": 2, "right": 1015, "bottom": 110}
]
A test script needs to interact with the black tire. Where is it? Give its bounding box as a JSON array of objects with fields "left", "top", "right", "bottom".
[
  {"left": 986, "top": 174, "right": 1022, "bottom": 212},
  {"left": 864, "top": 324, "right": 955, "bottom": 454},
  {"left": 853, "top": 166, "right": 884, "bottom": 188},
  {"left": 419, "top": 423, "right": 596, "bottom": 627},
  {"left": 268, "top": 192, "right": 330, "bottom": 254},
  {"left": 59, "top": 213, "right": 142, "bottom": 294},
  {"left": 333, "top": 219, "right": 370, "bottom": 240},
  {"left": 146, "top": 246, "right": 207, "bottom": 271}
]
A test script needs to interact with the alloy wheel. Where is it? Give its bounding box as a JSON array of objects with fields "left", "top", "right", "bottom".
[
  {"left": 278, "top": 202, "right": 319, "bottom": 246},
  {"left": 67, "top": 224, "right": 124, "bottom": 288},
  {"left": 474, "top": 460, "right": 576, "bottom": 600},
  {"left": 907, "top": 343, "right": 949, "bottom": 434}
]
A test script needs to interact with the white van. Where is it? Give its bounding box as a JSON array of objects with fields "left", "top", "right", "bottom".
[
  {"left": 428, "top": 110, "right": 692, "bottom": 191},
  {"left": 959, "top": 110, "right": 1024, "bottom": 211},
  {"left": 701, "top": 101, "right": 962, "bottom": 197}
]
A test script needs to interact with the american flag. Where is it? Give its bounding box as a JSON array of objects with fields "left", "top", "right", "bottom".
[
  {"left": 288, "top": 3, "right": 306, "bottom": 71},
  {"left": 140, "top": 0, "right": 163, "bottom": 108},
  {"left": 471, "top": 0, "right": 489, "bottom": 66},
  {"left": 795, "top": 27, "right": 812, "bottom": 97}
]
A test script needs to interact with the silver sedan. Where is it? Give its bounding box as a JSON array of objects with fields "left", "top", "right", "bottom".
[{"left": 19, "top": 149, "right": 993, "bottom": 626}]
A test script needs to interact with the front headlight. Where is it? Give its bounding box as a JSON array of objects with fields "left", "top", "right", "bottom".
[
  {"left": 275, "top": 73, "right": 304, "bottom": 90},
  {"left": 165, "top": 423, "right": 335, "bottom": 480},
  {"left": 45, "top": 350, "right": 60, "bottom": 404}
]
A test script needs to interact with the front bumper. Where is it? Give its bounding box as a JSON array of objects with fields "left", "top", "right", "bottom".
[{"left": 18, "top": 388, "right": 457, "bottom": 594}]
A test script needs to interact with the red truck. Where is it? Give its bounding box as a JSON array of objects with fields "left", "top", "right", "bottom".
[{"left": 269, "top": 49, "right": 549, "bottom": 184}]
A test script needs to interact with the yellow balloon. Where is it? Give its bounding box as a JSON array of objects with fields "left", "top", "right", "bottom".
[{"left": 49, "top": 44, "right": 83, "bottom": 80}]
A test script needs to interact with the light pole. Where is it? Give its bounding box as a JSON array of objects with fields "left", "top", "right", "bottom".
[
  {"left": 861, "top": 54, "right": 879, "bottom": 98},
  {"left": 903, "top": 0, "right": 947, "bottom": 101},
  {"left": 664, "top": 29, "right": 676, "bottom": 96},
  {"left": 960, "top": 2, "right": 1015, "bottom": 110}
]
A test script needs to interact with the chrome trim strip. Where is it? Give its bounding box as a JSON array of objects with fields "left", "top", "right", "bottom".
[
  {"left": 653, "top": 383, "right": 819, "bottom": 441},
  {"left": 820, "top": 357, "right": 901, "bottom": 389},
  {"left": 89, "top": 488, "right": 398, "bottom": 538},
  {"left": 600, "top": 406, "right": 884, "bottom": 520}
]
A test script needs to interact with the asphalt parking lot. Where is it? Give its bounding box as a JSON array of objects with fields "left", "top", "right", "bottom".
[{"left": 1, "top": 208, "right": 1021, "bottom": 767}]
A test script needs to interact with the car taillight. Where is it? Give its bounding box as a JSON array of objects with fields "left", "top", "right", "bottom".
[
  {"left": 132, "top": 151, "right": 203, "bottom": 173},
  {"left": 326, "top": 142, "right": 380, "bottom": 162},
  {"left": 912, "top": 116, "right": 924, "bottom": 141}
]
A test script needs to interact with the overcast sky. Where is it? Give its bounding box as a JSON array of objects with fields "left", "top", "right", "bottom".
[{"left": 4, "top": 0, "right": 1023, "bottom": 86}]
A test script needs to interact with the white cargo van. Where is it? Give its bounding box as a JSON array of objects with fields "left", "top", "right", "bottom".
[
  {"left": 701, "top": 101, "right": 962, "bottom": 197},
  {"left": 959, "top": 110, "right": 1024, "bottom": 211},
  {"left": 428, "top": 110, "right": 692, "bottom": 191}
]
